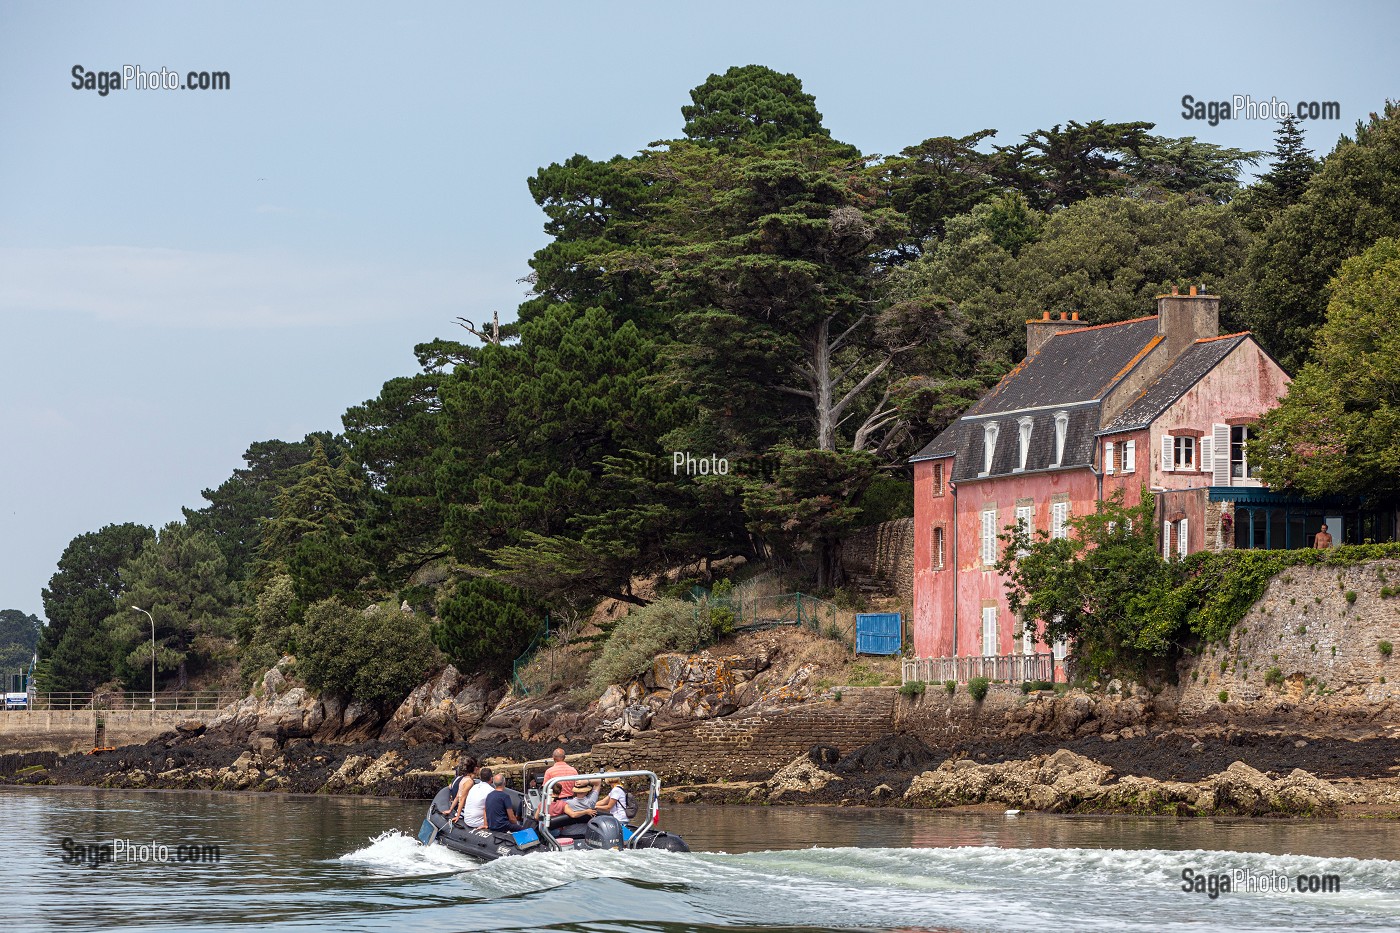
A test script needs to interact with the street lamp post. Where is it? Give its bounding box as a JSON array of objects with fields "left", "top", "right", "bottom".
[{"left": 132, "top": 606, "right": 155, "bottom": 711}]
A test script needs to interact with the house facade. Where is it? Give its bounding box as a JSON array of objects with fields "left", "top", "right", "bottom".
[{"left": 908, "top": 289, "right": 1296, "bottom": 662}]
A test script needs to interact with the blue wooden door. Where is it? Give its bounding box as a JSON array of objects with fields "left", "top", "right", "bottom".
[{"left": 855, "top": 612, "right": 902, "bottom": 655}]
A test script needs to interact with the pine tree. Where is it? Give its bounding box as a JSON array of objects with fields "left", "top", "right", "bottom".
[{"left": 1257, "top": 116, "right": 1318, "bottom": 210}]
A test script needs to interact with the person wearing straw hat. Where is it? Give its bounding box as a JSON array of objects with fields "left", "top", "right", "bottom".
[{"left": 555, "top": 778, "right": 601, "bottom": 829}]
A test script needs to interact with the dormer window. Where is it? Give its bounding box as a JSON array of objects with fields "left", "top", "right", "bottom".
[
  {"left": 1052, "top": 411, "right": 1069, "bottom": 466},
  {"left": 1015, "top": 417, "right": 1033, "bottom": 472},
  {"left": 981, "top": 421, "right": 999, "bottom": 476}
]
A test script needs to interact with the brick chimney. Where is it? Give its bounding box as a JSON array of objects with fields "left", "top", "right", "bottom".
[
  {"left": 1026, "top": 311, "right": 1087, "bottom": 357},
  {"left": 1156, "top": 285, "right": 1220, "bottom": 360}
]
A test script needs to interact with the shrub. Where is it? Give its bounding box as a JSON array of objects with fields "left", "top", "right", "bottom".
[
  {"left": 1345, "top": 590, "right": 1358, "bottom": 604},
  {"left": 587, "top": 599, "right": 713, "bottom": 692},
  {"left": 1380, "top": 641, "right": 1394, "bottom": 657},
  {"left": 432, "top": 578, "right": 542, "bottom": 675},
  {"left": 967, "top": 676, "right": 990, "bottom": 702},
  {"left": 899, "top": 679, "right": 926, "bottom": 698},
  {"left": 296, "top": 598, "right": 439, "bottom": 708},
  {"left": 1218, "top": 690, "right": 1229, "bottom": 703},
  {"left": 944, "top": 679, "right": 956, "bottom": 695},
  {"left": 1021, "top": 680, "right": 1054, "bottom": 694},
  {"left": 1264, "top": 667, "right": 1284, "bottom": 688}
]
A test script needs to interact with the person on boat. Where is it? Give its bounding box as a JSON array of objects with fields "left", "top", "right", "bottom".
[
  {"left": 554, "top": 779, "right": 601, "bottom": 830},
  {"left": 543, "top": 748, "right": 578, "bottom": 818},
  {"left": 461, "top": 765, "right": 494, "bottom": 828},
  {"left": 600, "top": 774, "right": 631, "bottom": 821},
  {"left": 444, "top": 757, "right": 478, "bottom": 822},
  {"left": 484, "top": 771, "right": 525, "bottom": 833}
]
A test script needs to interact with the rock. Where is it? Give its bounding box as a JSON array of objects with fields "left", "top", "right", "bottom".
[
  {"left": 871, "top": 783, "right": 894, "bottom": 799},
  {"left": 1207, "top": 761, "right": 1279, "bottom": 815},
  {"left": 1275, "top": 769, "right": 1344, "bottom": 815},
  {"left": 324, "top": 754, "right": 371, "bottom": 790},
  {"left": 1052, "top": 694, "right": 1094, "bottom": 735},
  {"left": 904, "top": 759, "right": 992, "bottom": 807},
  {"left": 766, "top": 754, "right": 842, "bottom": 800},
  {"left": 174, "top": 719, "right": 205, "bottom": 736},
  {"left": 230, "top": 751, "right": 256, "bottom": 772},
  {"left": 1190, "top": 741, "right": 1205, "bottom": 754},
  {"left": 1294, "top": 740, "right": 1309, "bottom": 749},
  {"left": 358, "top": 750, "right": 407, "bottom": 788},
  {"left": 262, "top": 663, "right": 288, "bottom": 698}
]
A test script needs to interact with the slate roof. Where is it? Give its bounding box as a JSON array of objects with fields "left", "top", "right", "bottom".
[
  {"left": 948, "top": 403, "right": 1099, "bottom": 482},
  {"left": 911, "top": 316, "right": 1160, "bottom": 467},
  {"left": 967, "top": 317, "right": 1161, "bottom": 415},
  {"left": 1101, "top": 334, "right": 1248, "bottom": 433}
]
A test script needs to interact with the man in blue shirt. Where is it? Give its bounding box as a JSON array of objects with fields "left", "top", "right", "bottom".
[{"left": 484, "top": 771, "right": 524, "bottom": 832}]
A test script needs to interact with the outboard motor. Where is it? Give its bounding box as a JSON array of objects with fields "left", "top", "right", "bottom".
[{"left": 583, "top": 815, "right": 624, "bottom": 851}]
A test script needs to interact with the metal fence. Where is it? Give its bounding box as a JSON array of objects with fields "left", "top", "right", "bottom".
[
  {"left": 19, "top": 692, "right": 235, "bottom": 712},
  {"left": 901, "top": 653, "right": 1059, "bottom": 685}
]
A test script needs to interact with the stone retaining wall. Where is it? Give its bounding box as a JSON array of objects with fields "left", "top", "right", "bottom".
[
  {"left": 592, "top": 686, "right": 898, "bottom": 781},
  {"left": 840, "top": 519, "right": 914, "bottom": 599},
  {"left": 1173, "top": 559, "right": 1400, "bottom": 723},
  {"left": 0, "top": 709, "right": 197, "bottom": 754}
]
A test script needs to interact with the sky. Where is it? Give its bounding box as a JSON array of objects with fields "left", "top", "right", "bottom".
[{"left": 1, "top": 0, "right": 1396, "bottom": 620}]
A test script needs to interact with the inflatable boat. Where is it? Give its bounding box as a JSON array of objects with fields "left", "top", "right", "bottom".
[{"left": 417, "top": 768, "right": 690, "bottom": 861}]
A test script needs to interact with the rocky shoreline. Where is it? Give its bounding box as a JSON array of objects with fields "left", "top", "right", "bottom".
[
  {"left": 5, "top": 724, "right": 1399, "bottom": 822},
  {"left": 5, "top": 614, "right": 1399, "bottom": 819}
]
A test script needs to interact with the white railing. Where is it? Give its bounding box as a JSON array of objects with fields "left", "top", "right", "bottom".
[
  {"left": 902, "top": 653, "right": 1058, "bottom": 685},
  {"left": 16, "top": 692, "right": 235, "bottom": 712}
]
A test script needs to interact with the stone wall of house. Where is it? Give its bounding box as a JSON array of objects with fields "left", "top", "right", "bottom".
[
  {"left": 841, "top": 518, "right": 914, "bottom": 599},
  {"left": 591, "top": 687, "right": 897, "bottom": 781},
  {"left": 1171, "top": 559, "right": 1399, "bottom": 728}
]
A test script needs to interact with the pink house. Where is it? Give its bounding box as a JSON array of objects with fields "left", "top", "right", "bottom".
[{"left": 908, "top": 289, "right": 1295, "bottom": 666}]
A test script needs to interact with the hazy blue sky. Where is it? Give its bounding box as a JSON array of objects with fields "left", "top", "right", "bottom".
[{"left": 1, "top": 0, "right": 1396, "bottom": 619}]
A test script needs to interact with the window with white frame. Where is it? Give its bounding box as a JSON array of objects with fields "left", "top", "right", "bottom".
[
  {"left": 1052, "top": 412, "right": 1069, "bottom": 466},
  {"left": 981, "top": 507, "right": 998, "bottom": 566},
  {"left": 1016, "top": 417, "right": 1033, "bottom": 472},
  {"left": 932, "top": 525, "right": 946, "bottom": 570},
  {"left": 981, "top": 422, "right": 999, "bottom": 475},
  {"left": 1051, "top": 500, "right": 1070, "bottom": 540},
  {"left": 1231, "top": 425, "right": 1258, "bottom": 479},
  {"left": 1173, "top": 435, "right": 1196, "bottom": 470},
  {"left": 1053, "top": 635, "right": 1068, "bottom": 661},
  {"left": 1122, "top": 439, "right": 1136, "bottom": 473},
  {"left": 1015, "top": 504, "right": 1034, "bottom": 555},
  {"left": 1022, "top": 618, "right": 1037, "bottom": 655},
  {"left": 981, "top": 606, "right": 998, "bottom": 656}
]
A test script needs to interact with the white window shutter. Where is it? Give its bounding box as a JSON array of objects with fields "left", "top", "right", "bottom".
[
  {"left": 1163, "top": 520, "right": 1172, "bottom": 559},
  {"left": 1200, "top": 436, "right": 1213, "bottom": 473},
  {"left": 1161, "top": 434, "right": 1174, "bottom": 472},
  {"left": 1212, "top": 423, "right": 1231, "bottom": 485},
  {"left": 1105, "top": 441, "right": 1115, "bottom": 474},
  {"left": 1124, "top": 440, "right": 1136, "bottom": 473},
  {"left": 1178, "top": 518, "right": 1189, "bottom": 557}
]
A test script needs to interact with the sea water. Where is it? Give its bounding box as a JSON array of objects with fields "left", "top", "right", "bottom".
[{"left": 6, "top": 787, "right": 1398, "bottom": 931}]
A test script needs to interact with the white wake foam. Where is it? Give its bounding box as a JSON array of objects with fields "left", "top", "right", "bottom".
[{"left": 338, "top": 830, "right": 481, "bottom": 876}]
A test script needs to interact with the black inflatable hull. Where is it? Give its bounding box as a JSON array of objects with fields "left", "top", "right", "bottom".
[{"left": 419, "top": 786, "right": 689, "bottom": 861}]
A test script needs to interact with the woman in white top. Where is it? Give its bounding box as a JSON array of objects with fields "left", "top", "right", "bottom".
[{"left": 601, "top": 775, "right": 629, "bottom": 821}]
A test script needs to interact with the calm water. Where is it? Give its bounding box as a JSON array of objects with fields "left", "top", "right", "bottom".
[{"left": 4, "top": 786, "right": 1399, "bottom": 932}]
